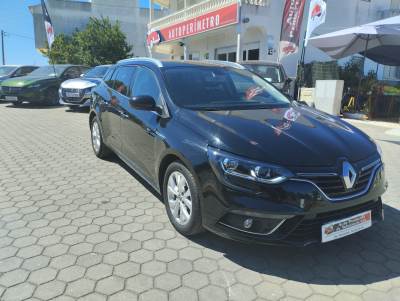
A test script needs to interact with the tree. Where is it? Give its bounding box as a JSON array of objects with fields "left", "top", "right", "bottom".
[{"left": 45, "top": 17, "right": 132, "bottom": 66}]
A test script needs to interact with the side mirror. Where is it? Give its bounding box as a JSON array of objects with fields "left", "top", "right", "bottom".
[
  {"left": 129, "top": 95, "right": 162, "bottom": 114},
  {"left": 80, "top": 74, "right": 85, "bottom": 78}
]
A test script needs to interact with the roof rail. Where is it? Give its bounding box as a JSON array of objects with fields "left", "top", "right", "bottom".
[
  {"left": 117, "top": 57, "right": 163, "bottom": 67},
  {"left": 202, "top": 60, "right": 245, "bottom": 69}
]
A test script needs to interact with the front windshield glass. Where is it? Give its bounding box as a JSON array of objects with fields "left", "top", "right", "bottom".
[
  {"left": 244, "top": 65, "right": 283, "bottom": 83},
  {"left": 29, "top": 66, "right": 67, "bottom": 77},
  {"left": 0, "top": 66, "right": 17, "bottom": 77},
  {"left": 84, "top": 66, "right": 110, "bottom": 78},
  {"left": 163, "top": 66, "right": 290, "bottom": 110}
]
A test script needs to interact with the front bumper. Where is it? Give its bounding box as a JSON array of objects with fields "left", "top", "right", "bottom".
[
  {"left": 0, "top": 87, "right": 46, "bottom": 103},
  {"left": 59, "top": 88, "right": 92, "bottom": 107},
  {"left": 200, "top": 159, "right": 387, "bottom": 246}
]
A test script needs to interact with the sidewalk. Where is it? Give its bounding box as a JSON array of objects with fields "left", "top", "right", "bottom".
[{"left": 343, "top": 118, "right": 400, "bottom": 137}]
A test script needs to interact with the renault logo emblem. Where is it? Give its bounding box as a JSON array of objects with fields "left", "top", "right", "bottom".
[{"left": 342, "top": 161, "right": 357, "bottom": 189}]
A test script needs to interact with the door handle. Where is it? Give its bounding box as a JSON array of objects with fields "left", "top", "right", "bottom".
[{"left": 120, "top": 112, "right": 129, "bottom": 119}]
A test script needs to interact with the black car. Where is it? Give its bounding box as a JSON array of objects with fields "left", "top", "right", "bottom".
[{"left": 89, "top": 58, "right": 386, "bottom": 246}]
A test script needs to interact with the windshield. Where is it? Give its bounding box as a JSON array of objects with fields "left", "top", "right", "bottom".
[
  {"left": 163, "top": 66, "right": 290, "bottom": 110},
  {"left": 84, "top": 66, "right": 110, "bottom": 78},
  {"left": 29, "top": 66, "right": 67, "bottom": 77},
  {"left": 243, "top": 64, "right": 283, "bottom": 83},
  {"left": 0, "top": 66, "right": 17, "bottom": 77}
]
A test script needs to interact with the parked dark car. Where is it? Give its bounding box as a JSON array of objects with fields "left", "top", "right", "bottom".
[
  {"left": 89, "top": 58, "right": 386, "bottom": 246},
  {"left": 0, "top": 65, "right": 38, "bottom": 100},
  {"left": 241, "top": 61, "right": 291, "bottom": 95},
  {"left": 59, "top": 65, "right": 111, "bottom": 109},
  {"left": 0, "top": 64, "right": 88, "bottom": 106}
]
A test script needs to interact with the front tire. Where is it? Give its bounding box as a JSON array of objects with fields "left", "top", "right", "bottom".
[
  {"left": 90, "top": 117, "right": 111, "bottom": 159},
  {"left": 163, "top": 162, "right": 203, "bottom": 236},
  {"left": 45, "top": 88, "right": 59, "bottom": 105}
]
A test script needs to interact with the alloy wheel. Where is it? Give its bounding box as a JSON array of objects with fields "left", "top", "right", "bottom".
[
  {"left": 167, "top": 171, "right": 193, "bottom": 226},
  {"left": 91, "top": 120, "right": 101, "bottom": 154}
]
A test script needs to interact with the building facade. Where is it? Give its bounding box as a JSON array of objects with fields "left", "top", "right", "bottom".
[
  {"left": 148, "top": 0, "right": 400, "bottom": 77},
  {"left": 29, "top": 0, "right": 166, "bottom": 58}
]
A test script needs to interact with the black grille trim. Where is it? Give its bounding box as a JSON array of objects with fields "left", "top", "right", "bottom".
[{"left": 291, "top": 159, "right": 381, "bottom": 201}]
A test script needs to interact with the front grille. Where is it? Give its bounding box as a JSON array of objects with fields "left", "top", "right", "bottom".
[
  {"left": 297, "top": 161, "right": 379, "bottom": 199},
  {"left": 63, "top": 88, "right": 81, "bottom": 94},
  {"left": 285, "top": 200, "right": 382, "bottom": 244},
  {"left": 2, "top": 86, "right": 22, "bottom": 94}
]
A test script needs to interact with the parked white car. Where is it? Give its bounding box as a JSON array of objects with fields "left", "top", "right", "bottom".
[{"left": 59, "top": 65, "right": 111, "bottom": 109}]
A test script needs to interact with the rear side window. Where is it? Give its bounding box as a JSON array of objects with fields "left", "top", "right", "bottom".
[
  {"left": 131, "top": 67, "right": 162, "bottom": 105},
  {"left": 113, "top": 66, "right": 136, "bottom": 97},
  {"left": 104, "top": 67, "right": 115, "bottom": 86}
]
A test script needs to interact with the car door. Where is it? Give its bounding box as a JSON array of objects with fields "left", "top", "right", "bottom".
[
  {"left": 121, "top": 66, "right": 165, "bottom": 183},
  {"left": 100, "top": 66, "right": 136, "bottom": 152}
]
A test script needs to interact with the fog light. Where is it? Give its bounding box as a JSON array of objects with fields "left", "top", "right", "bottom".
[{"left": 243, "top": 218, "right": 253, "bottom": 229}]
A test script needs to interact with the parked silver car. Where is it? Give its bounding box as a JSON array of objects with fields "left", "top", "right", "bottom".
[{"left": 59, "top": 65, "right": 110, "bottom": 108}]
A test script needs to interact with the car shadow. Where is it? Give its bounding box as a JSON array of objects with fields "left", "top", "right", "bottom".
[
  {"left": 190, "top": 204, "right": 400, "bottom": 286},
  {"left": 107, "top": 154, "right": 400, "bottom": 286},
  {"left": 65, "top": 107, "right": 90, "bottom": 114},
  {"left": 4, "top": 102, "right": 62, "bottom": 109}
]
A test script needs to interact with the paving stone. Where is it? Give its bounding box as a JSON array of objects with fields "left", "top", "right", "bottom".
[
  {"left": 199, "top": 285, "right": 227, "bottom": 301},
  {"left": 96, "top": 276, "right": 125, "bottom": 295},
  {"left": 183, "top": 271, "right": 209, "bottom": 289},
  {"left": 29, "top": 267, "right": 58, "bottom": 285},
  {"left": 103, "top": 251, "right": 129, "bottom": 265},
  {"left": 139, "top": 289, "right": 168, "bottom": 301},
  {"left": 65, "top": 278, "right": 95, "bottom": 298},
  {"left": 58, "top": 265, "right": 85, "bottom": 282},
  {"left": 127, "top": 274, "right": 153, "bottom": 293},
  {"left": 0, "top": 269, "right": 29, "bottom": 287},
  {"left": 114, "top": 261, "right": 140, "bottom": 278},
  {"left": 155, "top": 273, "right": 181, "bottom": 291},
  {"left": 86, "top": 263, "right": 113, "bottom": 280},
  {"left": 1, "top": 282, "right": 35, "bottom": 300},
  {"left": 170, "top": 287, "right": 198, "bottom": 301},
  {"left": 109, "top": 291, "right": 139, "bottom": 301},
  {"left": 142, "top": 260, "right": 167, "bottom": 276},
  {"left": 33, "top": 280, "right": 66, "bottom": 300},
  {"left": 255, "top": 282, "right": 285, "bottom": 301}
]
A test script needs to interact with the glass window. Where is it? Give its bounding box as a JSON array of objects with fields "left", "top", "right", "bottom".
[
  {"left": 63, "top": 67, "right": 81, "bottom": 79},
  {"left": 113, "top": 66, "right": 136, "bottom": 97},
  {"left": 27, "top": 66, "right": 67, "bottom": 77},
  {"left": 228, "top": 52, "right": 236, "bottom": 62},
  {"left": 163, "top": 66, "right": 290, "bottom": 110},
  {"left": 132, "top": 67, "right": 162, "bottom": 105},
  {"left": 248, "top": 49, "right": 260, "bottom": 60},
  {"left": 244, "top": 64, "right": 283, "bottom": 83},
  {"left": 84, "top": 66, "right": 110, "bottom": 79},
  {"left": 0, "top": 66, "right": 16, "bottom": 76}
]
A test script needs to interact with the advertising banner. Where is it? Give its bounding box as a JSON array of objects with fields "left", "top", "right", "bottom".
[
  {"left": 147, "top": 3, "right": 239, "bottom": 46},
  {"left": 279, "top": 0, "right": 306, "bottom": 59},
  {"left": 305, "top": 0, "right": 326, "bottom": 46}
]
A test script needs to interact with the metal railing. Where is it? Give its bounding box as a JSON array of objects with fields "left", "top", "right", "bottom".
[{"left": 149, "top": 0, "right": 238, "bottom": 30}]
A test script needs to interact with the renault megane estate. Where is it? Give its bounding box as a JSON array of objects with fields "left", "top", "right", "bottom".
[{"left": 88, "top": 58, "right": 387, "bottom": 246}]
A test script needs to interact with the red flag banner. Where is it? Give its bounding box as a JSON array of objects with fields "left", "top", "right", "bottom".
[{"left": 279, "top": 0, "right": 306, "bottom": 59}]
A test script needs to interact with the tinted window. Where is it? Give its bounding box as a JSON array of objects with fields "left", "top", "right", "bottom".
[
  {"left": 63, "top": 67, "right": 81, "bottom": 79},
  {"left": 163, "top": 66, "right": 290, "bottom": 110},
  {"left": 244, "top": 64, "right": 283, "bottom": 83},
  {"left": 84, "top": 66, "right": 110, "bottom": 79},
  {"left": 113, "top": 66, "right": 136, "bottom": 97},
  {"left": 104, "top": 67, "right": 115, "bottom": 86},
  {"left": 28, "top": 66, "right": 67, "bottom": 77},
  {"left": 132, "top": 67, "right": 162, "bottom": 105}
]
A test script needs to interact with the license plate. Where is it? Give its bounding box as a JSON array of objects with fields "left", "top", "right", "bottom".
[
  {"left": 321, "top": 210, "right": 372, "bottom": 243},
  {"left": 66, "top": 92, "right": 80, "bottom": 98},
  {"left": 5, "top": 96, "right": 18, "bottom": 101}
]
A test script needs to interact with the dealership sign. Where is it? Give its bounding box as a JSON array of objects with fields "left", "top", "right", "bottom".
[{"left": 147, "top": 3, "right": 239, "bottom": 46}]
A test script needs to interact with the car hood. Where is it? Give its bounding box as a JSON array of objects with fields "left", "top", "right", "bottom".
[
  {"left": 1, "top": 76, "right": 57, "bottom": 87},
  {"left": 61, "top": 78, "right": 99, "bottom": 89},
  {"left": 178, "top": 105, "right": 377, "bottom": 167}
]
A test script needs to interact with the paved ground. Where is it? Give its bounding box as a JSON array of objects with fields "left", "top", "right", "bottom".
[{"left": 0, "top": 102, "right": 399, "bottom": 301}]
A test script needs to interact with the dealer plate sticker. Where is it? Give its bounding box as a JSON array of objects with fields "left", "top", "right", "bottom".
[
  {"left": 322, "top": 210, "right": 372, "bottom": 243},
  {"left": 5, "top": 96, "right": 18, "bottom": 101}
]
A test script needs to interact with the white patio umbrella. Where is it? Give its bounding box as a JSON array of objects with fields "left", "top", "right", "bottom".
[{"left": 308, "top": 15, "right": 400, "bottom": 60}]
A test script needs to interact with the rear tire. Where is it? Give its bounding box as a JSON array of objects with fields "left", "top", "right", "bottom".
[
  {"left": 163, "top": 162, "right": 204, "bottom": 236},
  {"left": 11, "top": 101, "right": 22, "bottom": 106},
  {"left": 90, "top": 117, "right": 111, "bottom": 159}
]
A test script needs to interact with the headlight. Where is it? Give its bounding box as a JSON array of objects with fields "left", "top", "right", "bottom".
[
  {"left": 84, "top": 87, "right": 93, "bottom": 94},
  {"left": 207, "top": 146, "right": 293, "bottom": 185}
]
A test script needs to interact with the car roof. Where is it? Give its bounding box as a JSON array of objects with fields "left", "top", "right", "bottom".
[{"left": 117, "top": 58, "right": 245, "bottom": 69}]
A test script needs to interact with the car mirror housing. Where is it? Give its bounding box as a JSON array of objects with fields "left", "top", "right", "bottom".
[{"left": 129, "top": 95, "right": 162, "bottom": 114}]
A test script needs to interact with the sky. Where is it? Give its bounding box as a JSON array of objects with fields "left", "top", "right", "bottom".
[{"left": 0, "top": 0, "right": 48, "bottom": 66}]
